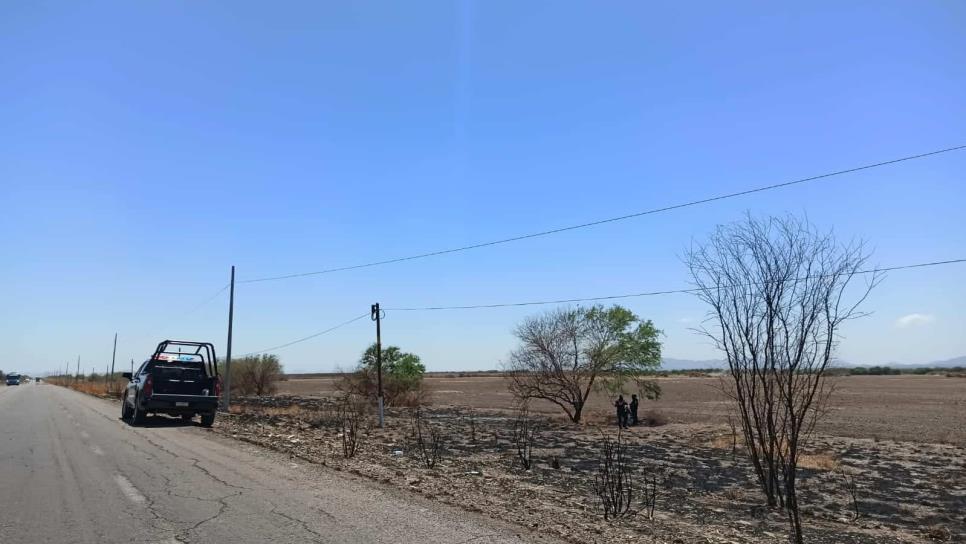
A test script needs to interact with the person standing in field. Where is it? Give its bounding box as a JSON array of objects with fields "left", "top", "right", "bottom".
[
  {"left": 630, "top": 394, "right": 640, "bottom": 426},
  {"left": 614, "top": 395, "right": 629, "bottom": 428}
]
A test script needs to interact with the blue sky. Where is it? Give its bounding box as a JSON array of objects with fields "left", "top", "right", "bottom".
[{"left": 2, "top": 1, "right": 964, "bottom": 375}]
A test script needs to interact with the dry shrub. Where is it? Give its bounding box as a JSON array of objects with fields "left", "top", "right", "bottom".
[
  {"left": 262, "top": 405, "right": 304, "bottom": 417},
  {"left": 925, "top": 526, "right": 951, "bottom": 541},
  {"left": 640, "top": 410, "right": 668, "bottom": 427},
  {"left": 53, "top": 378, "right": 126, "bottom": 399},
  {"left": 799, "top": 452, "right": 840, "bottom": 472},
  {"left": 581, "top": 410, "right": 617, "bottom": 427},
  {"left": 840, "top": 471, "right": 860, "bottom": 521},
  {"left": 340, "top": 395, "right": 368, "bottom": 459},
  {"left": 411, "top": 407, "right": 444, "bottom": 468},
  {"left": 593, "top": 428, "right": 634, "bottom": 520},
  {"left": 708, "top": 431, "right": 840, "bottom": 473},
  {"left": 513, "top": 404, "right": 537, "bottom": 470},
  {"left": 711, "top": 434, "right": 738, "bottom": 450},
  {"left": 224, "top": 355, "right": 283, "bottom": 396}
]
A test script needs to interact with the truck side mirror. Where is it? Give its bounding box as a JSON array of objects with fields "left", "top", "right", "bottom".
[{"left": 122, "top": 372, "right": 133, "bottom": 380}]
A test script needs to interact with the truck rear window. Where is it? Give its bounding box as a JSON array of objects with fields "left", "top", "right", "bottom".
[{"left": 149, "top": 361, "right": 207, "bottom": 380}]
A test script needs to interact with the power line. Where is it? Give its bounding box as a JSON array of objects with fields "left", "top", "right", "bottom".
[
  {"left": 146, "top": 283, "right": 230, "bottom": 339},
  {"left": 240, "top": 145, "right": 966, "bottom": 284},
  {"left": 383, "top": 258, "right": 966, "bottom": 311},
  {"left": 239, "top": 313, "right": 370, "bottom": 356}
]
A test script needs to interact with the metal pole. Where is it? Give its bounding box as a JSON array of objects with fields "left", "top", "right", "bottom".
[
  {"left": 371, "top": 303, "right": 384, "bottom": 428},
  {"left": 222, "top": 265, "right": 235, "bottom": 410},
  {"left": 110, "top": 332, "right": 117, "bottom": 393}
]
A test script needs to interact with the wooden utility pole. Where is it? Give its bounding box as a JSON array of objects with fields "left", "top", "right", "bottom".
[
  {"left": 371, "top": 303, "right": 384, "bottom": 428},
  {"left": 222, "top": 266, "right": 235, "bottom": 410},
  {"left": 110, "top": 332, "right": 117, "bottom": 393}
]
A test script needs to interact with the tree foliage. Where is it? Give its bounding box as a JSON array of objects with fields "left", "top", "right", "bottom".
[
  {"left": 340, "top": 343, "right": 427, "bottom": 406},
  {"left": 504, "top": 304, "right": 662, "bottom": 424},
  {"left": 221, "top": 354, "right": 284, "bottom": 396}
]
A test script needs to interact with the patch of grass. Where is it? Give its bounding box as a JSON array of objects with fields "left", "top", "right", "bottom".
[
  {"left": 48, "top": 378, "right": 125, "bottom": 400},
  {"left": 799, "top": 452, "right": 840, "bottom": 471}
]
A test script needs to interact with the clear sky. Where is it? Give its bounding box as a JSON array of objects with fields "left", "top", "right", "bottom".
[{"left": 2, "top": 1, "right": 964, "bottom": 375}]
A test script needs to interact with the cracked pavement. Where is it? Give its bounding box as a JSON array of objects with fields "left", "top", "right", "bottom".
[{"left": 0, "top": 384, "right": 556, "bottom": 544}]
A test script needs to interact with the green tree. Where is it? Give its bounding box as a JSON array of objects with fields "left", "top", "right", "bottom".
[
  {"left": 219, "top": 354, "right": 284, "bottom": 396},
  {"left": 505, "top": 304, "right": 662, "bottom": 423},
  {"left": 342, "top": 344, "right": 427, "bottom": 406}
]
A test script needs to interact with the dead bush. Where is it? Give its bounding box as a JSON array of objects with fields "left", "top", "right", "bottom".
[
  {"left": 340, "top": 395, "right": 368, "bottom": 459},
  {"left": 411, "top": 407, "right": 443, "bottom": 468},
  {"left": 840, "top": 472, "right": 860, "bottom": 521},
  {"left": 640, "top": 410, "right": 668, "bottom": 427},
  {"left": 513, "top": 404, "right": 537, "bottom": 470},
  {"left": 925, "top": 526, "right": 951, "bottom": 541},
  {"left": 640, "top": 466, "right": 661, "bottom": 521},
  {"left": 464, "top": 413, "right": 477, "bottom": 444},
  {"left": 593, "top": 428, "right": 634, "bottom": 520}
]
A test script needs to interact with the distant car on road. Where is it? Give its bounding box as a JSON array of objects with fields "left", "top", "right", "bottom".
[
  {"left": 6, "top": 374, "right": 21, "bottom": 386},
  {"left": 122, "top": 340, "right": 221, "bottom": 427}
]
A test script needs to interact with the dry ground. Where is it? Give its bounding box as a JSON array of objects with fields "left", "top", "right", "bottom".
[
  {"left": 216, "top": 396, "right": 966, "bottom": 544},
  {"left": 279, "top": 374, "right": 966, "bottom": 445},
  {"left": 231, "top": 375, "right": 966, "bottom": 542}
]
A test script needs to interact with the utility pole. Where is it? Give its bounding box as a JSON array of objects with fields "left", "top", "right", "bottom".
[
  {"left": 110, "top": 332, "right": 117, "bottom": 392},
  {"left": 222, "top": 265, "right": 235, "bottom": 410},
  {"left": 371, "top": 303, "right": 384, "bottom": 428},
  {"left": 75, "top": 356, "right": 80, "bottom": 384},
  {"left": 109, "top": 332, "right": 118, "bottom": 394}
]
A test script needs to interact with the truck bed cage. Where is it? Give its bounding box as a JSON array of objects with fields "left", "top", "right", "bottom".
[{"left": 151, "top": 340, "right": 218, "bottom": 378}]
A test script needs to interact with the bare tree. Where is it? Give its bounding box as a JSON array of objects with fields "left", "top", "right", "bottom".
[
  {"left": 505, "top": 305, "right": 661, "bottom": 424},
  {"left": 687, "top": 214, "right": 879, "bottom": 544}
]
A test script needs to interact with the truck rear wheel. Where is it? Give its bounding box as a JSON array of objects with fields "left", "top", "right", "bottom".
[
  {"left": 200, "top": 412, "right": 215, "bottom": 427},
  {"left": 132, "top": 396, "right": 146, "bottom": 425},
  {"left": 121, "top": 395, "right": 133, "bottom": 420}
]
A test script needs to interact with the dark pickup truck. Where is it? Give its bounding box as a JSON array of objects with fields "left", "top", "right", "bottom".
[{"left": 122, "top": 340, "right": 221, "bottom": 426}]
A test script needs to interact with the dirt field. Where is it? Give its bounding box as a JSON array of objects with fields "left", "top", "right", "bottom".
[
  {"left": 217, "top": 394, "right": 966, "bottom": 544},
  {"left": 278, "top": 374, "right": 966, "bottom": 445}
]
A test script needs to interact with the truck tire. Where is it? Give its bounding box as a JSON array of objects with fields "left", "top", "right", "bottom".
[
  {"left": 132, "top": 395, "right": 146, "bottom": 425},
  {"left": 121, "top": 395, "right": 133, "bottom": 420},
  {"left": 200, "top": 412, "right": 215, "bottom": 427}
]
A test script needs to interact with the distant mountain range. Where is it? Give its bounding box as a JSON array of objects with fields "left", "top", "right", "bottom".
[
  {"left": 660, "top": 358, "right": 725, "bottom": 370},
  {"left": 660, "top": 355, "right": 966, "bottom": 370}
]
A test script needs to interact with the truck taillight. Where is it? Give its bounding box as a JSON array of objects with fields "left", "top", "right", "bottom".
[
  {"left": 214, "top": 377, "right": 222, "bottom": 398},
  {"left": 143, "top": 374, "right": 153, "bottom": 398}
]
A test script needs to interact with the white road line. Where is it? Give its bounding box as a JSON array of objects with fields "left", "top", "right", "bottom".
[{"left": 114, "top": 474, "right": 147, "bottom": 504}]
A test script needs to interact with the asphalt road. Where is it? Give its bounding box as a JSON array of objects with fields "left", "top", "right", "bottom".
[{"left": 0, "top": 383, "right": 553, "bottom": 544}]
